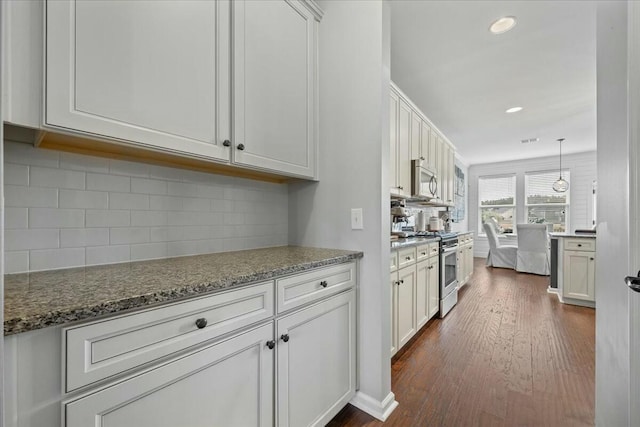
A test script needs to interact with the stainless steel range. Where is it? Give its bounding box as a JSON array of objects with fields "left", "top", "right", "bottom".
[{"left": 438, "top": 232, "right": 459, "bottom": 317}]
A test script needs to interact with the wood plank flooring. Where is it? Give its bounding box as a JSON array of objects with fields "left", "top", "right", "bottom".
[{"left": 328, "top": 258, "right": 595, "bottom": 427}]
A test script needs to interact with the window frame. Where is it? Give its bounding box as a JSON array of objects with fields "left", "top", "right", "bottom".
[
  {"left": 524, "top": 170, "right": 571, "bottom": 233},
  {"left": 478, "top": 173, "right": 517, "bottom": 236}
]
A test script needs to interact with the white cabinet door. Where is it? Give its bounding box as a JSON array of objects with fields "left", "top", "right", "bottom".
[
  {"left": 277, "top": 290, "right": 356, "bottom": 427},
  {"left": 416, "top": 259, "right": 429, "bottom": 329},
  {"left": 46, "top": 0, "right": 230, "bottom": 161},
  {"left": 391, "top": 276, "right": 398, "bottom": 357},
  {"left": 427, "top": 255, "right": 440, "bottom": 319},
  {"left": 397, "top": 98, "right": 412, "bottom": 197},
  {"left": 466, "top": 243, "right": 474, "bottom": 282},
  {"left": 233, "top": 0, "right": 318, "bottom": 178},
  {"left": 390, "top": 91, "right": 400, "bottom": 193},
  {"left": 421, "top": 121, "right": 432, "bottom": 169},
  {"left": 65, "top": 323, "right": 274, "bottom": 427},
  {"left": 410, "top": 110, "right": 422, "bottom": 161},
  {"left": 448, "top": 148, "right": 456, "bottom": 205},
  {"left": 563, "top": 250, "right": 596, "bottom": 301},
  {"left": 396, "top": 265, "right": 417, "bottom": 348}
]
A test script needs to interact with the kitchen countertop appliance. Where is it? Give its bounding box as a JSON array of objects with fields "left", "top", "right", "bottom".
[{"left": 438, "top": 232, "right": 459, "bottom": 317}]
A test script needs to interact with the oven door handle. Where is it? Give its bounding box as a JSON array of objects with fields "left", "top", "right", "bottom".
[{"left": 441, "top": 245, "right": 459, "bottom": 254}]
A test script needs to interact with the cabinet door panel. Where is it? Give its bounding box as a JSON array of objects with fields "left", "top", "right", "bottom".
[
  {"left": 416, "top": 260, "right": 429, "bottom": 329},
  {"left": 397, "top": 266, "right": 417, "bottom": 348},
  {"left": 233, "top": 0, "right": 317, "bottom": 178},
  {"left": 411, "top": 111, "right": 422, "bottom": 161},
  {"left": 46, "top": 0, "right": 229, "bottom": 161},
  {"left": 398, "top": 99, "right": 412, "bottom": 197},
  {"left": 391, "top": 276, "right": 398, "bottom": 357},
  {"left": 65, "top": 323, "right": 274, "bottom": 427},
  {"left": 428, "top": 256, "right": 439, "bottom": 319},
  {"left": 421, "top": 121, "right": 431, "bottom": 168},
  {"left": 563, "top": 251, "right": 595, "bottom": 301},
  {"left": 390, "top": 91, "right": 399, "bottom": 191},
  {"left": 277, "top": 290, "right": 356, "bottom": 427}
]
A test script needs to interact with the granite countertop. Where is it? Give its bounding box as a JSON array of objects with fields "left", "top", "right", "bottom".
[
  {"left": 549, "top": 232, "right": 596, "bottom": 239},
  {"left": 391, "top": 236, "right": 440, "bottom": 249},
  {"left": 4, "top": 246, "right": 363, "bottom": 336}
]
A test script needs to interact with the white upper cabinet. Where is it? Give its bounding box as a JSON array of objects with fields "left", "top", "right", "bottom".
[
  {"left": 45, "top": 0, "right": 230, "bottom": 161},
  {"left": 41, "top": 0, "right": 321, "bottom": 179},
  {"left": 233, "top": 0, "right": 319, "bottom": 179}
]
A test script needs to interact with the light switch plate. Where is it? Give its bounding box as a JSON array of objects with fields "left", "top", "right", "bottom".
[{"left": 351, "top": 208, "right": 363, "bottom": 230}]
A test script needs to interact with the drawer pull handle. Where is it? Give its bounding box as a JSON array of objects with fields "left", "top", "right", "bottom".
[
  {"left": 428, "top": 266, "right": 434, "bottom": 270},
  {"left": 405, "top": 256, "right": 411, "bottom": 260},
  {"left": 195, "top": 318, "right": 208, "bottom": 329},
  {"left": 320, "top": 280, "right": 328, "bottom": 288},
  {"left": 421, "top": 252, "right": 427, "bottom": 255},
  {"left": 266, "top": 340, "right": 275, "bottom": 350},
  {"left": 578, "top": 244, "right": 582, "bottom": 247},
  {"left": 281, "top": 334, "right": 290, "bottom": 342}
]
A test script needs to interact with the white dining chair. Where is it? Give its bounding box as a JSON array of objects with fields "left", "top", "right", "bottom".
[
  {"left": 483, "top": 221, "right": 518, "bottom": 269},
  {"left": 515, "top": 223, "right": 550, "bottom": 275}
]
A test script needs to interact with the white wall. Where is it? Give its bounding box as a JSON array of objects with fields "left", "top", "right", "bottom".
[
  {"left": 468, "top": 151, "right": 597, "bottom": 257},
  {"left": 288, "top": 0, "right": 395, "bottom": 419},
  {"left": 3, "top": 141, "right": 288, "bottom": 273},
  {"left": 595, "top": 2, "right": 630, "bottom": 425}
]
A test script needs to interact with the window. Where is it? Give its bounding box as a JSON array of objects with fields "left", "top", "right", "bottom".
[
  {"left": 525, "top": 171, "right": 570, "bottom": 232},
  {"left": 478, "top": 175, "right": 516, "bottom": 234}
]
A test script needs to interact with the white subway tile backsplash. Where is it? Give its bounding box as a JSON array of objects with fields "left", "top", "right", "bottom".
[
  {"left": 30, "top": 166, "right": 85, "bottom": 189},
  {"left": 4, "top": 163, "right": 29, "bottom": 185},
  {"left": 149, "top": 195, "right": 183, "bottom": 211},
  {"left": 86, "top": 245, "right": 130, "bottom": 265},
  {"left": 130, "top": 242, "right": 168, "bottom": 261},
  {"left": 110, "top": 227, "right": 150, "bottom": 245},
  {"left": 86, "top": 210, "right": 130, "bottom": 227},
  {"left": 109, "top": 192, "right": 150, "bottom": 210},
  {"left": 30, "top": 248, "right": 85, "bottom": 271},
  {"left": 168, "top": 181, "right": 199, "bottom": 197},
  {"left": 131, "top": 211, "right": 168, "bottom": 227},
  {"left": 60, "top": 152, "right": 110, "bottom": 173},
  {"left": 29, "top": 208, "right": 84, "bottom": 228},
  {"left": 5, "top": 208, "right": 28, "bottom": 229},
  {"left": 131, "top": 178, "right": 167, "bottom": 195},
  {"left": 4, "top": 143, "right": 288, "bottom": 273},
  {"left": 5, "top": 141, "right": 59, "bottom": 168},
  {"left": 59, "top": 189, "right": 109, "bottom": 209},
  {"left": 87, "top": 173, "right": 131, "bottom": 192},
  {"left": 60, "top": 228, "right": 110, "bottom": 248},
  {"left": 5, "top": 185, "right": 58, "bottom": 208},
  {"left": 5, "top": 251, "right": 29, "bottom": 274},
  {"left": 5, "top": 229, "right": 59, "bottom": 251}
]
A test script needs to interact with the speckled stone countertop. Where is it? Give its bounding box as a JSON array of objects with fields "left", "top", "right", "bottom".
[
  {"left": 550, "top": 232, "right": 596, "bottom": 239},
  {"left": 391, "top": 237, "right": 440, "bottom": 249},
  {"left": 4, "top": 246, "right": 363, "bottom": 336}
]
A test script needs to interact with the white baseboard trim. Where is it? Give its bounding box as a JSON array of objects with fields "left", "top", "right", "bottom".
[
  {"left": 547, "top": 286, "right": 559, "bottom": 294},
  {"left": 349, "top": 390, "right": 399, "bottom": 421}
]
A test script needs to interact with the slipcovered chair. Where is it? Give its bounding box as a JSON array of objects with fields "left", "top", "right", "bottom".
[
  {"left": 484, "top": 221, "right": 518, "bottom": 269},
  {"left": 515, "top": 224, "right": 550, "bottom": 275}
]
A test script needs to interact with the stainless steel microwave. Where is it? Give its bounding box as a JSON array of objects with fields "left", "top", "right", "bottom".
[{"left": 411, "top": 159, "right": 438, "bottom": 200}]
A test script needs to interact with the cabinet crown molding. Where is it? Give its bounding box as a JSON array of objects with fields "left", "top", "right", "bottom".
[{"left": 298, "top": 0, "right": 324, "bottom": 20}]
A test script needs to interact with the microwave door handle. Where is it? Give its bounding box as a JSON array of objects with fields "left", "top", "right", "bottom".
[{"left": 429, "top": 175, "right": 438, "bottom": 197}]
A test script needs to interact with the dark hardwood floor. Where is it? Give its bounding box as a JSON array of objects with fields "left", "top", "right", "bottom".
[{"left": 328, "top": 258, "right": 595, "bottom": 427}]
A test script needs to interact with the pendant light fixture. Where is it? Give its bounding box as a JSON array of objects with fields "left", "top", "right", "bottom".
[{"left": 552, "top": 138, "right": 569, "bottom": 192}]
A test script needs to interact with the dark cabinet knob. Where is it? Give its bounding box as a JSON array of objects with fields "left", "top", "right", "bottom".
[
  {"left": 281, "top": 334, "right": 290, "bottom": 342},
  {"left": 590, "top": 257, "right": 594, "bottom": 261},
  {"left": 420, "top": 156, "right": 425, "bottom": 160},
  {"left": 421, "top": 252, "right": 427, "bottom": 256},
  {"left": 400, "top": 279, "right": 404, "bottom": 284},
  {"left": 237, "top": 143, "right": 245, "bottom": 151},
  {"left": 405, "top": 256, "right": 411, "bottom": 260},
  {"left": 222, "top": 140, "right": 231, "bottom": 147},
  {"left": 577, "top": 244, "right": 582, "bottom": 247},
  {"left": 195, "top": 318, "right": 207, "bottom": 329},
  {"left": 320, "top": 280, "right": 328, "bottom": 288},
  {"left": 266, "top": 340, "right": 275, "bottom": 349}
]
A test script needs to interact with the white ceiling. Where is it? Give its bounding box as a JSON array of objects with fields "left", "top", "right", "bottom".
[{"left": 390, "top": 0, "right": 596, "bottom": 165}]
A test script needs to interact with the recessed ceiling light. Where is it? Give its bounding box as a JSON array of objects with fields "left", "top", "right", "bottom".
[
  {"left": 489, "top": 16, "right": 517, "bottom": 34},
  {"left": 506, "top": 106, "right": 523, "bottom": 113}
]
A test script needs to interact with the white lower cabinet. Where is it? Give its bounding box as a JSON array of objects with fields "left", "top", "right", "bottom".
[
  {"left": 277, "top": 290, "right": 356, "bottom": 427},
  {"left": 427, "top": 255, "right": 440, "bottom": 319},
  {"left": 65, "top": 323, "right": 274, "bottom": 427},
  {"left": 396, "top": 265, "right": 417, "bottom": 349},
  {"left": 563, "top": 250, "right": 596, "bottom": 301}
]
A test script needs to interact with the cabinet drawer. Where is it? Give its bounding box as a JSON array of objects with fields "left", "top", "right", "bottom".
[
  {"left": 416, "top": 244, "right": 430, "bottom": 261},
  {"left": 565, "top": 238, "right": 595, "bottom": 252},
  {"left": 390, "top": 251, "right": 398, "bottom": 272},
  {"left": 276, "top": 262, "right": 356, "bottom": 313},
  {"left": 64, "top": 281, "right": 274, "bottom": 392},
  {"left": 398, "top": 247, "right": 417, "bottom": 269}
]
